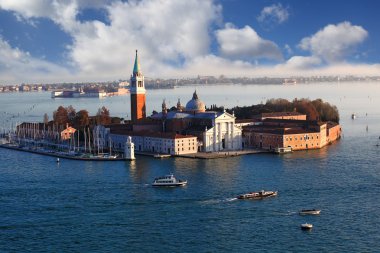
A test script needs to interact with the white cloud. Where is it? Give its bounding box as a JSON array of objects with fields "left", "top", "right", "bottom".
[
  {"left": 0, "top": 0, "right": 55, "bottom": 19},
  {"left": 0, "top": 0, "right": 222, "bottom": 81},
  {"left": 283, "top": 56, "right": 322, "bottom": 69},
  {"left": 284, "top": 44, "right": 292, "bottom": 55},
  {"left": 299, "top": 21, "right": 368, "bottom": 63},
  {"left": 0, "top": 37, "right": 70, "bottom": 83},
  {"left": 167, "top": 54, "right": 380, "bottom": 78},
  {"left": 216, "top": 24, "right": 283, "bottom": 61},
  {"left": 257, "top": 3, "right": 289, "bottom": 25}
]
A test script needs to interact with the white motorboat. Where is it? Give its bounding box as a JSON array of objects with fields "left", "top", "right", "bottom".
[
  {"left": 237, "top": 190, "right": 277, "bottom": 200},
  {"left": 152, "top": 174, "right": 187, "bottom": 187},
  {"left": 301, "top": 223, "right": 313, "bottom": 230},
  {"left": 153, "top": 154, "right": 171, "bottom": 158},
  {"left": 299, "top": 209, "right": 321, "bottom": 215}
]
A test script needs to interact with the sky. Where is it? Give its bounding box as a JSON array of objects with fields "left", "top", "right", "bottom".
[{"left": 0, "top": 0, "right": 379, "bottom": 84}]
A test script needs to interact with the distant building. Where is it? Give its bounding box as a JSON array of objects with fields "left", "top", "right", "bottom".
[
  {"left": 94, "top": 125, "right": 197, "bottom": 155},
  {"left": 243, "top": 118, "right": 341, "bottom": 151}
]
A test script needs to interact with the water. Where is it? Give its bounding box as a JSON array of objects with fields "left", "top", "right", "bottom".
[{"left": 1, "top": 83, "right": 380, "bottom": 252}]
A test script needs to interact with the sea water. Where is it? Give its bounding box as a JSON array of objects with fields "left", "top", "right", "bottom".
[{"left": 1, "top": 82, "right": 380, "bottom": 252}]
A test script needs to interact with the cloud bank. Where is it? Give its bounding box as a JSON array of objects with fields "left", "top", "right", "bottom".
[
  {"left": 299, "top": 21, "right": 368, "bottom": 63},
  {"left": 0, "top": 0, "right": 378, "bottom": 84},
  {"left": 216, "top": 24, "right": 283, "bottom": 61}
]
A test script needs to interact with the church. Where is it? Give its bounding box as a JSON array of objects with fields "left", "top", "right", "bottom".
[
  {"left": 94, "top": 51, "right": 243, "bottom": 155},
  {"left": 150, "top": 91, "right": 243, "bottom": 152}
]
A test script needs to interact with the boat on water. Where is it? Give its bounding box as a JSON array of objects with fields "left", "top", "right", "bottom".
[
  {"left": 299, "top": 209, "right": 321, "bottom": 215},
  {"left": 274, "top": 147, "right": 292, "bottom": 154},
  {"left": 351, "top": 113, "right": 356, "bottom": 119},
  {"left": 153, "top": 154, "right": 171, "bottom": 158},
  {"left": 152, "top": 174, "right": 187, "bottom": 187},
  {"left": 237, "top": 190, "right": 277, "bottom": 200},
  {"left": 301, "top": 223, "right": 313, "bottom": 230}
]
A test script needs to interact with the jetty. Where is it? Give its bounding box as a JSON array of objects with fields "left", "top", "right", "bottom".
[{"left": 0, "top": 143, "right": 126, "bottom": 161}]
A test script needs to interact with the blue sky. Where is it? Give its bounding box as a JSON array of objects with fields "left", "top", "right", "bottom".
[{"left": 0, "top": 0, "right": 379, "bottom": 84}]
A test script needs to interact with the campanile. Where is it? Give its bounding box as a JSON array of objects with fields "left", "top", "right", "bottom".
[{"left": 130, "top": 50, "right": 146, "bottom": 122}]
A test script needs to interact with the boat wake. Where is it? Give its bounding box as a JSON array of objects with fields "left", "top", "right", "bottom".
[
  {"left": 271, "top": 211, "right": 298, "bottom": 216},
  {"left": 198, "top": 197, "right": 238, "bottom": 205},
  {"left": 225, "top": 197, "right": 238, "bottom": 202}
]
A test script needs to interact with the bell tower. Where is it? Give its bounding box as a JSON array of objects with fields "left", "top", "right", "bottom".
[{"left": 130, "top": 50, "right": 146, "bottom": 122}]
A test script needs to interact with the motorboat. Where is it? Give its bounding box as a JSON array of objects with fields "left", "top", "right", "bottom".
[
  {"left": 237, "top": 190, "right": 277, "bottom": 200},
  {"left": 301, "top": 223, "right": 313, "bottom": 230},
  {"left": 152, "top": 174, "right": 187, "bottom": 187},
  {"left": 299, "top": 209, "right": 321, "bottom": 215},
  {"left": 153, "top": 154, "right": 171, "bottom": 158},
  {"left": 274, "top": 147, "right": 292, "bottom": 154}
]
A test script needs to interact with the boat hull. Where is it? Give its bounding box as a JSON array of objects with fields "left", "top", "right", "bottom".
[
  {"left": 237, "top": 191, "right": 277, "bottom": 200},
  {"left": 301, "top": 223, "right": 313, "bottom": 230},
  {"left": 299, "top": 210, "right": 321, "bottom": 215},
  {"left": 152, "top": 181, "right": 187, "bottom": 187}
]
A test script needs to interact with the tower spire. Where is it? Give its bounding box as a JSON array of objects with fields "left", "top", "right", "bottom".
[{"left": 133, "top": 49, "right": 141, "bottom": 75}]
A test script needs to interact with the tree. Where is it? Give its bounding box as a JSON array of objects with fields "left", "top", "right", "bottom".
[
  {"left": 66, "top": 105, "right": 76, "bottom": 123},
  {"left": 53, "top": 106, "right": 69, "bottom": 126},
  {"left": 96, "top": 106, "right": 111, "bottom": 125},
  {"left": 293, "top": 99, "right": 319, "bottom": 121},
  {"left": 74, "top": 110, "right": 89, "bottom": 128}
]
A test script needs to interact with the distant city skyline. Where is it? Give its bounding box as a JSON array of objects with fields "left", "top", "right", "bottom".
[{"left": 0, "top": 0, "right": 379, "bottom": 84}]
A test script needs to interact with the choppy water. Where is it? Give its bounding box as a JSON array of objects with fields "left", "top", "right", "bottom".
[{"left": 1, "top": 83, "right": 380, "bottom": 252}]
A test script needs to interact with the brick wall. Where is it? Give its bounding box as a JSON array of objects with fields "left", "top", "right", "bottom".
[{"left": 131, "top": 94, "right": 146, "bottom": 121}]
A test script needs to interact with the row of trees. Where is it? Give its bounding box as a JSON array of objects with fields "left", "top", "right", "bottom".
[
  {"left": 224, "top": 98, "right": 340, "bottom": 123},
  {"left": 49, "top": 105, "right": 121, "bottom": 130}
]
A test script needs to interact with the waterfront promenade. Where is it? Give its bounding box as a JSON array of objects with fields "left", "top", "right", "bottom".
[{"left": 0, "top": 142, "right": 268, "bottom": 161}]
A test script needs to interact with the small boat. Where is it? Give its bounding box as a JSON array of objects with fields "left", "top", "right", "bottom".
[
  {"left": 299, "top": 209, "right": 321, "bottom": 215},
  {"left": 152, "top": 174, "right": 187, "bottom": 187},
  {"left": 274, "top": 147, "right": 292, "bottom": 154},
  {"left": 301, "top": 223, "right": 313, "bottom": 230},
  {"left": 153, "top": 154, "right": 171, "bottom": 158},
  {"left": 351, "top": 113, "right": 356, "bottom": 119},
  {"left": 237, "top": 190, "right": 278, "bottom": 200}
]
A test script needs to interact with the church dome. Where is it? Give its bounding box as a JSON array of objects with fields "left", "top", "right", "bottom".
[{"left": 185, "top": 90, "right": 206, "bottom": 113}]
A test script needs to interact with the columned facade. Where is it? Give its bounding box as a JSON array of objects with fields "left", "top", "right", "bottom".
[{"left": 203, "top": 112, "right": 242, "bottom": 152}]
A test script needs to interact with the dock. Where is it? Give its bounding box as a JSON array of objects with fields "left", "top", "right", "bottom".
[
  {"left": 177, "top": 149, "right": 268, "bottom": 159},
  {"left": 0, "top": 144, "right": 126, "bottom": 161},
  {"left": 1, "top": 143, "right": 269, "bottom": 161}
]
